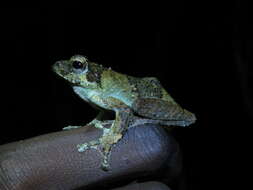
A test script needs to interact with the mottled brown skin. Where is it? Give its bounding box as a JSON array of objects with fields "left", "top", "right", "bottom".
[{"left": 52, "top": 55, "right": 196, "bottom": 170}]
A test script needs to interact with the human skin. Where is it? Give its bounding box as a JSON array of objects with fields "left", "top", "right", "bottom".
[{"left": 0, "top": 124, "right": 181, "bottom": 190}]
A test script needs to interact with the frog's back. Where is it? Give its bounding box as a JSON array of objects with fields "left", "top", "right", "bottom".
[
  {"left": 129, "top": 76, "right": 177, "bottom": 104},
  {"left": 101, "top": 70, "right": 177, "bottom": 107}
]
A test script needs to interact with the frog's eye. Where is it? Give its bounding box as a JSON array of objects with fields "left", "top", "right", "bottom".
[{"left": 72, "top": 61, "right": 84, "bottom": 69}]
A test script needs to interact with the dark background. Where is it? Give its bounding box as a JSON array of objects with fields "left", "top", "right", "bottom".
[{"left": 0, "top": 1, "right": 251, "bottom": 190}]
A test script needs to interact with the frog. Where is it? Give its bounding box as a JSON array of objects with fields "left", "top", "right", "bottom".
[{"left": 52, "top": 55, "right": 196, "bottom": 171}]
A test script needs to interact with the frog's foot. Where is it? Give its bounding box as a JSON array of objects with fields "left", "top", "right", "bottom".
[
  {"left": 88, "top": 119, "right": 106, "bottom": 129},
  {"left": 62, "top": 125, "right": 82, "bottom": 130},
  {"left": 77, "top": 130, "right": 123, "bottom": 171},
  {"left": 88, "top": 119, "right": 114, "bottom": 129}
]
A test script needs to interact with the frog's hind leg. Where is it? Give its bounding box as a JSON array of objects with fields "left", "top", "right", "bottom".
[
  {"left": 77, "top": 107, "right": 132, "bottom": 170},
  {"left": 129, "top": 116, "right": 191, "bottom": 128},
  {"left": 132, "top": 98, "right": 196, "bottom": 127}
]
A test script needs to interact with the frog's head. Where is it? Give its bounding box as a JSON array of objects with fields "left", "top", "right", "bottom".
[{"left": 53, "top": 55, "right": 103, "bottom": 88}]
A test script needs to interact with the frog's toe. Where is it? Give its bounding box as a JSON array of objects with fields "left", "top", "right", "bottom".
[
  {"left": 77, "top": 143, "right": 90, "bottom": 152},
  {"left": 77, "top": 140, "right": 100, "bottom": 152},
  {"left": 62, "top": 125, "right": 82, "bottom": 130},
  {"left": 101, "top": 161, "right": 110, "bottom": 171}
]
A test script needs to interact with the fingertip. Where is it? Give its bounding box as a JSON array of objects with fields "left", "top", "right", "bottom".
[{"left": 111, "top": 124, "right": 174, "bottom": 172}]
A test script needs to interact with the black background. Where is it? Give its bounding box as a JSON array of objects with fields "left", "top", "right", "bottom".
[{"left": 0, "top": 1, "right": 251, "bottom": 190}]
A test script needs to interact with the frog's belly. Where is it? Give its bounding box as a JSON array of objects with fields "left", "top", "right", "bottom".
[{"left": 73, "top": 86, "right": 135, "bottom": 110}]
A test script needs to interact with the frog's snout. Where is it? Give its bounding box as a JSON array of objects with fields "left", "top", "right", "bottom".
[
  {"left": 52, "top": 61, "right": 60, "bottom": 71},
  {"left": 53, "top": 61, "right": 63, "bottom": 69},
  {"left": 52, "top": 61, "right": 69, "bottom": 77}
]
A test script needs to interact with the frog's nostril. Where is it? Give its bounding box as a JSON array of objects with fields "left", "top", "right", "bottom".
[
  {"left": 52, "top": 61, "right": 61, "bottom": 72},
  {"left": 55, "top": 61, "right": 62, "bottom": 66}
]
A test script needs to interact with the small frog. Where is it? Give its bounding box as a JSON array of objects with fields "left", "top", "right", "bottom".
[{"left": 52, "top": 55, "right": 196, "bottom": 170}]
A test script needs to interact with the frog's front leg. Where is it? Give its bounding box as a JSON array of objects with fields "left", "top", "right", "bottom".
[
  {"left": 62, "top": 111, "right": 110, "bottom": 130},
  {"left": 77, "top": 98, "right": 132, "bottom": 171},
  {"left": 132, "top": 98, "right": 196, "bottom": 127},
  {"left": 87, "top": 110, "right": 114, "bottom": 129}
]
